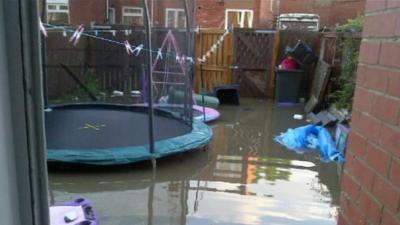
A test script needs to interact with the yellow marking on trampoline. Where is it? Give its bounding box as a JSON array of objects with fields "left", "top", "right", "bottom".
[{"left": 79, "top": 123, "right": 106, "bottom": 131}]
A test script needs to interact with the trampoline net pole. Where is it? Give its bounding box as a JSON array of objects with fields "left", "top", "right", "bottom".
[
  {"left": 184, "top": 0, "right": 193, "bottom": 127},
  {"left": 142, "top": 0, "right": 155, "bottom": 154}
]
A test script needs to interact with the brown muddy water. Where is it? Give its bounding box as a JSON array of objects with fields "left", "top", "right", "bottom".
[{"left": 48, "top": 98, "right": 341, "bottom": 225}]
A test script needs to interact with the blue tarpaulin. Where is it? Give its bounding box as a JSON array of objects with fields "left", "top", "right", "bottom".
[{"left": 274, "top": 125, "right": 345, "bottom": 162}]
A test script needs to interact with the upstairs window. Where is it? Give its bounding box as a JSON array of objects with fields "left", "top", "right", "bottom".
[
  {"left": 47, "top": 3, "right": 69, "bottom": 24},
  {"left": 122, "top": 7, "right": 143, "bottom": 26},
  {"left": 165, "top": 8, "right": 186, "bottom": 28}
]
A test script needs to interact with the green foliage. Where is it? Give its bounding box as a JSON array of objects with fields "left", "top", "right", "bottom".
[
  {"left": 329, "top": 38, "right": 360, "bottom": 110},
  {"left": 63, "top": 69, "right": 105, "bottom": 101},
  {"left": 335, "top": 15, "right": 364, "bottom": 32},
  {"left": 328, "top": 16, "right": 364, "bottom": 111}
]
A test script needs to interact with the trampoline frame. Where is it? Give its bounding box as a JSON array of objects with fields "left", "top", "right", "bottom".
[{"left": 46, "top": 104, "right": 212, "bottom": 165}]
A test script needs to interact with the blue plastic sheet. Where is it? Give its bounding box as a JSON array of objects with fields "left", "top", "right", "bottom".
[{"left": 274, "top": 125, "right": 345, "bottom": 162}]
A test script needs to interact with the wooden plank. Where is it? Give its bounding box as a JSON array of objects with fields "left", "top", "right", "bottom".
[
  {"left": 269, "top": 30, "right": 280, "bottom": 98},
  {"left": 201, "top": 66, "right": 230, "bottom": 72},
  {"left": 236, "top": 34, "right": 262, "bottom": 58},
  {"left": 232, "top": 28, "right": 275, "bottom": 98}
]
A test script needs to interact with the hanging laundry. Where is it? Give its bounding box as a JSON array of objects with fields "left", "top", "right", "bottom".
[
  {"left": 39, "top": 18, "right": 47, "bottom": 37},
  {"left": 69, "top": 25, "right": 84, "bottom": 46},
  {"left": 132, "top": 44, "right": 144, "bottom": 56},
  {"left": 124, "top": 40, "right": 134, "bottom": 55},
  {"left": 156, "top": 48, "right": 163, "bottom": 61}
]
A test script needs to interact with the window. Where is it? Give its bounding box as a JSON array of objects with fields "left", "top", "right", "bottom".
[
  {"left": 47, "top": 3, "right": 69, "bottom": 24},
  {"left": 108, "top": 7, "right": 115, "bottom": 24},
  {"left": 165, "top": 8, "right": 186, "bottom": 28},
  {"left": 122, "top": 7, "right": 143, "bottom": 26},
  {"left": 225, "top": 9, "right": 253, "bottom": 29}
]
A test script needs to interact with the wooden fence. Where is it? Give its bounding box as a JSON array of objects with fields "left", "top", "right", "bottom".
[
  {"left": 45, "top": 27, "right": 361, "bottom": 101},
  {"left": 45, "top": 29, "right": 192, "bottom": 100},
  {"left": 194, "top": 28, "right": 277, "bottom": 98},
  {"left": 232, "top": 28, "right": 276, "bottom": 98},
  {"left": 194, "top": 29, "right": 234, "bottom": 93}
]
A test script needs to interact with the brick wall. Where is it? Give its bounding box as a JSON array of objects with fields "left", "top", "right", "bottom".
[
  {"left": 195, "top": 0, "right": 226, "bottom": 28},
  {"left": 195, "top": 0, "right": 274, "bottom": 28},
  {"left": 338, "top": 1, "right": 400, "bottom": 225},
  {"left": 69, "top": 0, "right": 107, "bottom": 25},
  {"left": 279, "top": 0, "right": 365, "bottom": 27}
]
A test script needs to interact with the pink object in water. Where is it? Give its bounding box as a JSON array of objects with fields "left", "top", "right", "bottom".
[{"left": 193, "top": 105, "right": 220, "bottom": 122}]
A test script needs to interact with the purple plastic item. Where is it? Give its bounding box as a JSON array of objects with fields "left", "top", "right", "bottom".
[
  {"left": 50, "top": 198, "right": 99, "bottom": 225},
  {"left": 193, "top": 105, "right": 220, "bottom": 122},
  {"left": 134, "top": 103, "right": 220, "bottom": 123}
]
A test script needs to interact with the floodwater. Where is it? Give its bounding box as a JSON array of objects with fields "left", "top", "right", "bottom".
[{"left": 48, "top": 98, "right": 341, "bottom": 225}]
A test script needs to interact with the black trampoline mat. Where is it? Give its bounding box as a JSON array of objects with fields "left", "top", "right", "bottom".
[
  {"left": 45, "top": 106, "right": 191, "bottom": 150},
  {"left": 156, "top": 106, "right": 203, "bottom": 117}
]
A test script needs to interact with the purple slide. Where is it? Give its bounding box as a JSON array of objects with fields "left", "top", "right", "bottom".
[{"left": 50, "top": 198, "right": 99, "bottom": 225}]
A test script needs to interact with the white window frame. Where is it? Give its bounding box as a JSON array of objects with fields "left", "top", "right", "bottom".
[
  {"left": 46, "top": 3, "right": 70, "bottom": 24},
  {"left": 165, "top": 8, "right": 186, "bottom": 28},
  {"left": 108, "top": 7, "right": 115, "bottom": 24},
  {"left": 225, "top": 9, "right": 254, "bottom": 29},
  {"left": 122, "top": 6, "right": 143, "bottom": 25}
]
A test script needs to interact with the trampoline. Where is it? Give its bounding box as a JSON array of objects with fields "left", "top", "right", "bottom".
[
  {"left": 46, "top": 104, "right": 212, "bottom": 165},
  {"left": 42, "top": 0, "right": 210, "bottom": 165}
]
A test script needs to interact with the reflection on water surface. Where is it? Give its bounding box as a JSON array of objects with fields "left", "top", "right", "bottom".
[{"left": 49, "top": 99, "right": 340, "bottom": 225}]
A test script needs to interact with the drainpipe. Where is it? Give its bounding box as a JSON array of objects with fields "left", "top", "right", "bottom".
[{"left": 151, "top": 0, "right": 154, "bottom": 26}]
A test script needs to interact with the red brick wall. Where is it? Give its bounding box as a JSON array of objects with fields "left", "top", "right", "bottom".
[
  {"left": 69, "top": 0, "right": 107, "bottom": 25},
  {"left": 254, "top": 0, "right": 276, "bottom": 28},
  {"left": 338, "top": 1, "right": 400, "bottom": 225},
  {"left": 195, "top": 0, "right": 274, "bottom": 28},
  {"left": 196, "top": 0, "right": 225, "bottom": 28},
  {"left": 152, "top": 0, "right": 185, "bottom": 27},
  {"left": 279, "top": 0, "right": 366, "bottom": 27}
]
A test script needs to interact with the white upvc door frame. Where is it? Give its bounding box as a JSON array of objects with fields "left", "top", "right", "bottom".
[
  {"left": 1, "top": 0, "right": 49, "bottom": 225},
  {"left": 225, "top": 9, "right": 254, "bottom": 30}
]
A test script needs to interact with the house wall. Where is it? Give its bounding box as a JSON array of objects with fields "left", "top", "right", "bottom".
[
  {"left": 68, "top": 0, "right": 187, "bottom": 27},
  {"left": 152, "top": 0, "right": 186, "bottom": 27},
  {"left": 279, "top": 0, "right": 366, "bottom": 27},
  {"left": 338, "top": 1, "right": 400, "bottom": 225},
  {"left": 195, "top": 0, "right": 275, "bottom": 29},
  {"left": 45, "top": 0, "right": 365, "bottom": 29},
  {"left": 69, "top": 0, "right": 107, "bottom": 25},
  {"left": 255, "top": 0, "right": 276, "bottom": 28},
  {"left": 195, "top": 0, "right": 365, "bottom": 29},
  {"left": 108, "top": 0, "right": 142, "bottom": 25}
]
